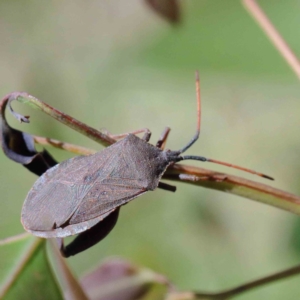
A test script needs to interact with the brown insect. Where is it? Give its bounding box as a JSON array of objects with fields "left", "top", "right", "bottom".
[{"left": 21, "top": 72, "right": 273, "bottom": 257}]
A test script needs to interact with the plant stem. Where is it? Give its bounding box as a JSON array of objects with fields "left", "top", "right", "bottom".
[
  {"left": 192, "top": 263, "right": 300, "bottom": 299},
  {"left": 33, "top": 135, "right": 96, "bottom": 155},
  {"left": 243, "top": 0, "right": 300, "bottom": 80},
  {"left": 9, "top": 92, "right": 116, "bottom": 147}
]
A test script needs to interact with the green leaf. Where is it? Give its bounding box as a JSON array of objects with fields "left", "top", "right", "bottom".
[{"left": 0, "top": 233, "right": 63, "bottom": 300}]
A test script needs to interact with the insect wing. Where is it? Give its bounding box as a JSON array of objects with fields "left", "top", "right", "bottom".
[{"left": 21, "top": 139, "right": 147, "bottom": 238}]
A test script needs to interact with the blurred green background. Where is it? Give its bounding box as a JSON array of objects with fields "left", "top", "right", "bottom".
[{"left": 1, "top": 0, "right": 300, "bottom": 299}]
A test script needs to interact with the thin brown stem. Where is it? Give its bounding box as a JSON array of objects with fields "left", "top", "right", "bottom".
[
  {"left": 8, "top": 92, "right": 116, "bottom": 147},
  {"left": 243, "top": 0, "right": 300, "bottom": 80},
  {"left": 33, "top": 136, "right": 96, "bottom": 156},
  {"left": 166, "top": 264, "right": 300, "bottom": 299},
  {"left": 192, "top": 263, "right": 300, "bottom": 299}
]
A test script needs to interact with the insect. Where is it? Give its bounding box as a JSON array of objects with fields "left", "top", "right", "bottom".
[{"left": 21, "top": 72, "right": 273, "bottom": 257}]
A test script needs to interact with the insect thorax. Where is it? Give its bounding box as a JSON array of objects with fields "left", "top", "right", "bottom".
[{"left": 121, "top": 134, "right": 172, "bottom": 190}]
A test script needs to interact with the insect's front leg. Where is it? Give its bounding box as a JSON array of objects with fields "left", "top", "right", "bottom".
[
  {"left": 102, "top": 128, "right": 152, "bottom": 142},
  {"left": 58, "top": 208, "right": 120, "bottom": 257},
  {"left": 156, "top": 127, "right": 171, "bottom": 150}
]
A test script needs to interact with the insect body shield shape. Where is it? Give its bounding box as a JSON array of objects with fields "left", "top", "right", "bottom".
[{"left": 21, "top": 134, "right": 173, "bottom": 238}]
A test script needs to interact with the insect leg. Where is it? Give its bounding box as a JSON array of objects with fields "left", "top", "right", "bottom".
[
  {"left": 60, "top": 208, "right": 120, "bottom": 257},
  {"left": 158, "top": 181, "right": 176, "bottom": 192},
  {"left": 156, "top": 127, "right": 171, "bottom": 150},
  {"left": 103, "top": 128, "right": 152, "bottom": 141}
]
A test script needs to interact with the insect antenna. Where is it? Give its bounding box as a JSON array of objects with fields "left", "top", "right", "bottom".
[
  {"left": 177, "top": 155, "right": 274, "bottom": 180},
  {"left": 175, "top": 71, "right": 274, "bottom": 181},
  {"left": 178, "top": 70, "right": 201, "bottom": 154}
]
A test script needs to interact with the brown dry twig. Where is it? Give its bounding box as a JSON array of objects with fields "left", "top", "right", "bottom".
[{"left": 243, "top": 0, "right": 300, "bottom": 80}]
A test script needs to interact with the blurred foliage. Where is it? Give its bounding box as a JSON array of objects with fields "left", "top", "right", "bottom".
[
  {"left": 0, "top": 234, "right": 169, "bottom": 300},
  {"left": 1, "top": 0, "right": 300, "bottom": 299},
  {"left": 0, "top": 235, "right": 63, "bottom": 300}
]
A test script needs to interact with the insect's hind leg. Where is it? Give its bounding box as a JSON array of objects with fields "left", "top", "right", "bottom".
[
  {"left": 103, "top": 128, "right": 151, "bottom": 142},
  {"left": 156, "top": 127, "right": 171, "bottom": 150},
  {"left": 58, "top": 208, "right": 120, "bottom": 257}
]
